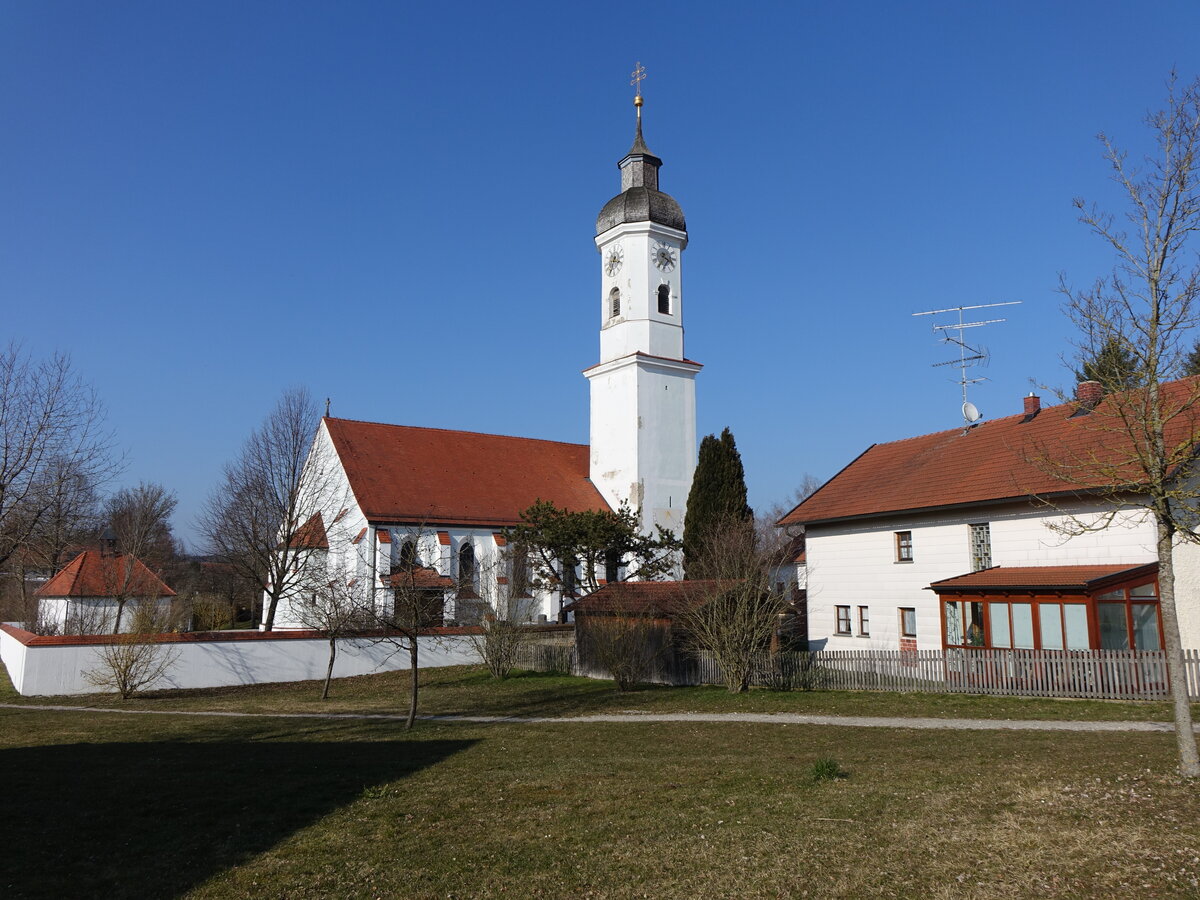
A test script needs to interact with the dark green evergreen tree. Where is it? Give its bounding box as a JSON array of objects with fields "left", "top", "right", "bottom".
[
  {"left": 1183, "top": 337, "right": 1200, "bottom": 377},
  {"left": 682, "top": 427, "right": 753, "bottom": 578},
  {"left": 1074, "top": 335, "right": 1140, "bottom": 391}
]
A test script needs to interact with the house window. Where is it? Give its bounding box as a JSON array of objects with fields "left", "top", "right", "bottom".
[
  {"left": 895, "top": 531, "right": 913, "bottom": 562},
  {"left": 857, "top": 606, "right": 870, "bottom": 636},
  {"left": 969, "top": 523, "right": 992, "bottom": 571},
  {"left": 900, "top": 607, "right": 917, "bottom": 638},
  {"left": 835, "top": 605, "right": 851, "bottom": 635},
  {"left": 609, "top": 287, "right": 621, "bottom": 318},
  {"left": 657, "top": 284, "right": 671, "bottom": 314}
]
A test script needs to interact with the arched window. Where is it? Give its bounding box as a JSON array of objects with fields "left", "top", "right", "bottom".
[
  {"left": 657, "top": 284, "right": 671, "bottom": 315},
  {"left": 511, "top": 548, "right": 530, "bottom": 598},
  {"left": 609, "top": 287, "right": 621, "bottom": 318},
  {"left": 562, "top": 557, "right": 577, "bottom": 597},
  {"left": 605, "top": 550, "right": 621, "bottom": 585},
  {"left": 458, "top": 542, "right": 475, "bottom": 587},
  {"left": 399, "top": 541, "right": 418, "bottom": 569}
]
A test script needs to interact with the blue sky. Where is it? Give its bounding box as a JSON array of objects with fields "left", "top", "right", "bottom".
[{"left": 3, "top": 1, "right": 1200, "bottom": 547}]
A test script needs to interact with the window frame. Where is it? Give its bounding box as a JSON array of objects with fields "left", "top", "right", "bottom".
[
  {"left": 857, "top": 605, "right": 870, "bottom": 637},
  {"left": 895, "top": 531, "right": 913, "bottom": 563},
  {"left": 968, "top": 522, "right": 992, "bottom": 572},
  {"left": 899, "top": 607, "right": 917, "bottom": 638},
  {"left": 835, "top": 605, "right": 852, "bottom": 635}
]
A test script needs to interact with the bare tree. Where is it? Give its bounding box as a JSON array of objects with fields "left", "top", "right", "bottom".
[
  {"left": 757, "top": 475, "right": 822, "bottom": 551},
  {"left": 466, "top": 545, "right": 538, "bottom": 679},
  {"left": 83, "top": 602, "right": 180, "bottom": 698},
  {"left": 1052, "top": 72, "right": 1200, "bottom": 776},
  {"left": 677, "top": 515, "right": 788, "bottom": 693},
  {"left": 197, "top": 387, "right": 330, "bottom": 631},
  {"left": 292, "top": 566, "right": 370, "bottom": 700},
  {"left": 575, "top": 611, "right": 666, "bottom": 691},
  {"left": 0, "top": 344, "right": 116, "bottom": 574},
  {"left": 103, "top": 482, "right": 178, "bottom": 633},
  {"left": 366, "top": 524, "right": 454, "bottom": 730}
]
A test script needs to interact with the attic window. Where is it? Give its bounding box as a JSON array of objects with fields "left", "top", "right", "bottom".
[{"left": 657, "top": 284, "right": 671, "bottom": 315}]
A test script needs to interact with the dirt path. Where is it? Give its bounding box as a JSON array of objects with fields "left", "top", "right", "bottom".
[{"left": 0, "top": 702, "right": 1192, "bottom": 732}]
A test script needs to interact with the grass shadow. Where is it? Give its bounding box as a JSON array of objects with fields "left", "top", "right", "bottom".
[{"left": 0, "top": 735, "right": 475, "bottom": 898}]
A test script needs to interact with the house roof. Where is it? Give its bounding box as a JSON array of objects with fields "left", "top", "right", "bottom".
[
  {"left": 324, "top": 417, "right": 611, "bottom": 527},
  {"left": 564, "top": 580, "right": 735, "bottom": 617},
  {"left": 34, "top": 550, "right": 176, "bottom": 598},
  {"left": 928, "top": 563, "right": 1157, "bottom": 594},
  {"left": 779, "top": 378, "right": 1200, "bottom": 526}
]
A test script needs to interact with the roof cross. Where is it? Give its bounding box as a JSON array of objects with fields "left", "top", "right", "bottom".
[{"left": 630, "top": 61, "right": 646, "bottom": 119}]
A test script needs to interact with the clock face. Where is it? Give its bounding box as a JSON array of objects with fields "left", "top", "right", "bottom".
[
  {"left": 605, "top": 245, "right": 624, "bottom": 277},
  {"left": 653, "top": 242, "right": 677, "bottom": 272}
]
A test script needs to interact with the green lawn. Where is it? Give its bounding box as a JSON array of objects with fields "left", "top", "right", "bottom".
[
  {"left": 2, "top": 666, "right": 1200, "bottom": 898},
  {"left": 4, "top": 662, "right": 1198, "bottom": 723}
]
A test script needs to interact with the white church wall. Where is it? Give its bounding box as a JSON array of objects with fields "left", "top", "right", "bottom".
[{"left": 805, "top": 499, "right": 1158, "bottom": 651}]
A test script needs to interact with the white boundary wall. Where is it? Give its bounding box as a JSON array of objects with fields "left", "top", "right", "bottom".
[{"left": 0, "top": 626, "right": 480, "bottom": 697}]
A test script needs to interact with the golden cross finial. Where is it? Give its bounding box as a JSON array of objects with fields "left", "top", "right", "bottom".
[{"left": 630, "top": 61, "right": 646, "bottom": 119}]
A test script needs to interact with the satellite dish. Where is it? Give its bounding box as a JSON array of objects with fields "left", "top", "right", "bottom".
[{"left": 962, "top": 401, "right": 982, "bottom": 423}]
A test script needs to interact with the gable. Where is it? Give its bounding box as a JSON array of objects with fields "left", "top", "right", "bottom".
[{"left": 323, "top": 418, "right": 611, "bottom": 527}]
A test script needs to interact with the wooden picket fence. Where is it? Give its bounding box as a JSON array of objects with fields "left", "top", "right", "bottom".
[{"left": 516, "top": 643, "right": 1200, "bottom": 701}]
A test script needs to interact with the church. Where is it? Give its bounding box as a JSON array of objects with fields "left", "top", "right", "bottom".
[{"left": 270, "top": 89, "right": 701, "bottom": 628}]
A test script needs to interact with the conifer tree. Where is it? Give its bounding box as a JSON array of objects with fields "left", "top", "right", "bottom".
[
  {"left": 682, "top": 427, "right": 753, "bottom": 578},
  {"left": 1074, "top": 335, "right": 1141, "bottom": 391},
  {"left": 1183, "top": 337, "right": 1200, "bottom": 377}
]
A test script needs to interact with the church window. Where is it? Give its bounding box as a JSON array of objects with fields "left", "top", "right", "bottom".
[
  {"left": 609, "top": 287, "right": 621, "bottom": 318},
  {"left": 399, "top": 541, "right": 418, "bottom": 569},
  {"left": 458, "top": 542, "right": 475, "bottom": 588},
  {"left": 657, "top": 284, "right": 671, "bottom": 315},
  {"left": 604, "top": 550, "right": 621, "bottom": 584}
]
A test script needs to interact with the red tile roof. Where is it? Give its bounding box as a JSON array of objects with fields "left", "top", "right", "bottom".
[
  {"left": 929, "top": 563, "right": 1157, "bottom": 593},
  {"left": 383, "top": 565, "right": 455, "bottom": 590},
  {"left": 289, "top": 512, "right": 329, "bottom": 549},
  {"left": 34, "top": 550, "right": 176, "bottom": 598},
  {"left": 324, "top": 418, "right": 611, "bottom": 526},
  {"left": 565, "top": 580, "right": 736, "bottom": 617},
  {"left": 780, "top": 378, "right": 1200, "bottom": 525}
]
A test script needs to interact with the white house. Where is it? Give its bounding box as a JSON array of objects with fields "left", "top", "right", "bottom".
[
  {"left": 779, "top": 382, "right": 1200, "bottom": 654},
  {"left": 35, "top": 548, "right": 177, "bottom": 634},
  {"left": 269, "top": 95, "right": 700, "bottom": 629}
]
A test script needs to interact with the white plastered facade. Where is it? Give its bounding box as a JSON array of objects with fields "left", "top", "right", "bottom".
[{"left": 799, "top": 498, "right": 1200, "bottom": 651}]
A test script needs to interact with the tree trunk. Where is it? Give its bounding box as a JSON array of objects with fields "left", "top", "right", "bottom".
[
  {"left": 1156, "top": 519, "right": 1200, "bottom": 777},
  {"left": 322, "top": 635, "right": 337, "bottom": 700},
  {"left": 405, "top": 636, "right": 419, "bottom": 731},
  {"left": 113, "top": 599, "right": 126, "bottom": 635},
  {"left": 263, "top": 591, "right": 279, "bottom": 631}
]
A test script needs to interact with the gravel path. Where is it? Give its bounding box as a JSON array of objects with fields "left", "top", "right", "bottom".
[{"left": 0, "top": 702, "right": 1193, "bottom": 732}]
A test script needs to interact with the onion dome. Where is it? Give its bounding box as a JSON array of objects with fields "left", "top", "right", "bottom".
[{"left": 596, "top": 115, "right": 686, "bottom": 235}]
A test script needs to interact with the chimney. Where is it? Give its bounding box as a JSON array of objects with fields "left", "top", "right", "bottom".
[
  {"left": 1023, "top": 393, "right": 1041, "bottom": 416},
  {"left": 1075, "top": 380, "right": 1103, "bottom": 410}
]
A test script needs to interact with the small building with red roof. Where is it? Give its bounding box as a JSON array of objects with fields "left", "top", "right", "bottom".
[
  {"left": 778, "top": 381, "right": 1200, "bottom": 654},
  {"left": 35, "top": 549, "right": 177, "bottom": 634}
]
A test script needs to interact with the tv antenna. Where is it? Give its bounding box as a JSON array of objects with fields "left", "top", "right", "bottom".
[{"left": 912, "top": 301, "right": 1021, "bottom": 428}]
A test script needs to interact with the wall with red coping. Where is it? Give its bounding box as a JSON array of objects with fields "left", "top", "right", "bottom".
[{"left": 1, "top": 622, "right": 572, "bottom": 696}]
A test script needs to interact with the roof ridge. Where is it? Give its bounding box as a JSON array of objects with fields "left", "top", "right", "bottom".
[{"left": 325, "top": 417, "right": 588, "bottom": 450}]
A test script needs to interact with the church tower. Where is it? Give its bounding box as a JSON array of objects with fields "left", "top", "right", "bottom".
[{"left": 585, "top": 78, "right": 701, "bottom": 539}]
